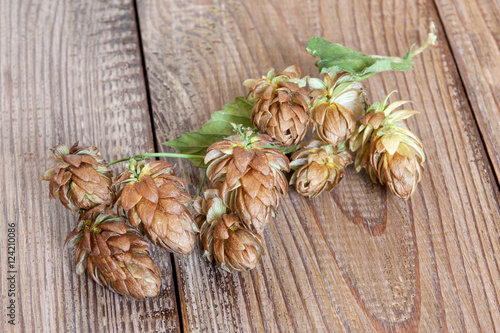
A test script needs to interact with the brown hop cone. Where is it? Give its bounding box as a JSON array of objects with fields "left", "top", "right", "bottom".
[
  {"left": 115, "top": 160, "right": 197, "bottom": 254},
  {"left": 194, "top": 189, "right": 265, "bottom": 273},
  {"left": 290, "top": 140, "right": 353, "bottom": 198},
  {"left": 204, "top": 127, "right": 290, "bottom": 233},
  {"left": 64, "top": 205, "right": 161, "bottom": 300},
  {"left": 244, "top": 65, "right": 310, "bottom": 146},
  {"left": 350, "top": 93, "right": 425, "bottom": 200},
  {"left": 309, "top": 72, "right": 364, "bottom": 146},
  {"left": 41, "top": 143, "right": 115, "bottom": 213}
]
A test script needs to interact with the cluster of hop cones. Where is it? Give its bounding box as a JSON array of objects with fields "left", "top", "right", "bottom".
[
  {"left": 195, "top": 66, "right": 425, "bottom": 275},
  {"left": 41, "top": 146, "right": 197, "bottom": 299},
  {"left": 41, "top": 65, "right": 425, "bottom": 300},
  {"left": 244, "top": 66, "right": 424, "bottom": 201}
]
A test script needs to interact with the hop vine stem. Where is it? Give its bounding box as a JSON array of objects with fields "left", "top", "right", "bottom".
[
  {"left": 409, "top": 22, "right": 437, "bottom": 58},
  {"left": 198, "top": 173, "right": 207, "bottom": 196},
  {"left": 106, "top": 152, "right": 204, "bottom": 167}
]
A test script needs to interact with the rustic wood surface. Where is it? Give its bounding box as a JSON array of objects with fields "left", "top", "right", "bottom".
[
  {"left": 137, "top": 0, "right": 500, "bottom": 332},
  {"left": 434, "top": 0, "right": 500, "bottom": 180},
  {"left": 1, "top": 0, "right": 499, "bottom": 332},
  {"left": 0, "top": 1, "right": 180, "bottom": 332}
]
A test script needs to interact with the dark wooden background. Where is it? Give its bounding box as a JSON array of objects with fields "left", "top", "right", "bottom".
[{"left": 1, "top": 0, "right": 500, "bottom": 332}]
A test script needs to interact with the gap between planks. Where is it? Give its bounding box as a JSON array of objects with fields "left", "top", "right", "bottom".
[
  {"left": 430, "top": 0, "right": 500, "bottom": 194},
  {"left": 132, "top": 0, "right": 186, "bottom": 332}
]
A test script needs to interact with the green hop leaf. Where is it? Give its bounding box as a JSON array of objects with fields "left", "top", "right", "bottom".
[
  {"left": 306, "top": 37, "right": 414, "bottom": 79},
  {"left": 306, "top": 23, "right": 436, "bottom": 80},
  {"left": 163, "top": 97, "right": 256, "bottom": 167}
]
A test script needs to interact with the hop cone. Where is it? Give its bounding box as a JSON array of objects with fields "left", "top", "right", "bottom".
[
  {"left": 290, "top": 140, "right": 353, "bottom": 198},
  {"left": 204, "top": 128, "right": 289, "bottom": 233},
  {"left": 115, "top": 160, "right": 196, "bottom": 254},
  {"left": 194, "top": 189, "right": 265, "bottom": 273},
  {"left": 244, "top": 65, "right": 310, "bottom": 146},
  {"left": 41, "top": 143, "right": 115, "bottom": 213},
  {"left": 309, "top": 72, "right": 364, "bottom": 146},
  {"left": 350, "top": 94, "right": 425, "bottom": 200},
  {"left": 65, "top": 206, "right": 161, "bottom": 300}
]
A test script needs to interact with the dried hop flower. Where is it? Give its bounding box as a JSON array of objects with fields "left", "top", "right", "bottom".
[
  {"left": 40, "top": 143, "right": 115, "bottom": 213},
  {"left": 194, "top": 189, "right": 265, "bottom": 273},
  {"left": 244, "top": 65, "right": 310, "bottom": 146},
  {"left": 350, "top": 93, "right": 425, "bottom": 200},
  {"left": 115, "top": 160, "right": 197, "bottom": 254},
  {"left": 309, "top": 72, "right": 364, "bottom": 146},
  {"left": 64, "top": 205, "right": 161, "bottom": 300},
  {"left": 204, "top": 127, "right": 290, "bottom": 233},
  {"left": 290, "top": 140, "right": 353, "bottom": 198}
]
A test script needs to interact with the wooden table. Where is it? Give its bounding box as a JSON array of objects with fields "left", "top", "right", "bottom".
[{"left": 1, "top": 0, "right": 499, "bottom": 332}]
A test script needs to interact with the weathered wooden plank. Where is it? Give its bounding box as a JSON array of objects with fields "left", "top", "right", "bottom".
[
  {"left": 137, "top": 0, "right": 500, "bottom": 331},
  {"left": 434, "top": 0, "right": 500, "bottom": 181},
  {"left": 0, "top": 1, "right": 179, "bottom": 332}
]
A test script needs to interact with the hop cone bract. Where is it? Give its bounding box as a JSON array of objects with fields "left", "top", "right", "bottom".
[
  {"left": 244, "top": 65, "right": 310, "bottom": 146},
  {"left": 290, "top": 140, "right": 353, "bottom": 197},
  {"left": 65, "top": 206, "right": 161, "bottom": 299},
  {"left": 41, "top": 143, "right": 115, "bottom": 213},
  {"left": 350, "top": 94, "right": 425, "bottom": 200},
  {"left": 116, "top": 160, "right": 197, "bottom": 254},
  {"left": 194, "top": 189, "right": 265, "bottom": 273},
  {"left": 309, "top": 72, "right": 364, "bottom": 146},
  {"left": 204, "top": 128, "right": 289, "bottom": 233}
]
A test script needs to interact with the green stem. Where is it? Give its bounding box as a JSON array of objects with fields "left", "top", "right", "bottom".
[
  {"left": 359, "top": 22, "right": 436, "bottom": 81},
  {"left": 198, "top": 172, "right": 207, "bottom": 196},
  {"left": 358, "top": 72, "right": 378, "bottom": 81},
  {"left": 106, "top": 152, "right": 204, "bottom": 167},
  {"left": 410, "top": 22, "right": 437, "bottom": 58}
]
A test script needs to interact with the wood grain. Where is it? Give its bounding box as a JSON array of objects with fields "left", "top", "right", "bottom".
[
  {"left": 434, "top": 0, "right": 500, "bottom": 181},
  {"left": 0, "top": 1, "right": 179, "bottom": 332},
  {"left": 137, "top": 0, "right": 500, "bottom": 332}
]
